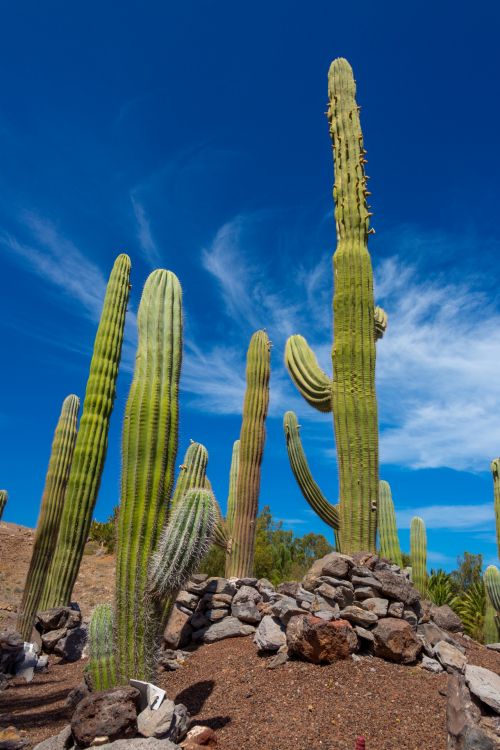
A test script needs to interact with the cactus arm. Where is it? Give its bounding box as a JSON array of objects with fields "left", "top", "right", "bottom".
[
  {"left": 377, "top": 480, "right": 403, "bottom": 567},
  {"left": 491, "top": 459, "right": 500, "bottom": 558},
  {"left": 225, "top": 330, "right": 271, "bottom": 578},
  {"left": 283, "top": 411, "right": 339, "bottom": 531},
  {"left": 374, "top": 306, "right": 388, "bottom": 341},
  {"left": 17, "top": 395, "right": 80, "bottom": 640},
  {"left": 41, "top": 255, "right": 131, "bottom": 609},
  {"left": 0, "top": 490, "right": 7, "bottom": 521},
  {"left": 485, "top": 565, "right": 500, "bottom": 612},
  {"left": 328, "top": 58, "right": 379, "bottom": 553},
  {"left": 285, "top": 335, "right": 332, "bottom": 413},
  {"left": 171, "top": 441, "right": 208, "bottom": 509},
  {"left": 410, "top": 516, "right": 427, "bottom": 595},
  {"left": 88, "top": 603, "right": 116, "bottom": 690},
  {"left": 225, "top": 439, "right": 240, "bottom": 535},
  {"left": 116, "top": 269, "right": 182, "bottom": 683}
]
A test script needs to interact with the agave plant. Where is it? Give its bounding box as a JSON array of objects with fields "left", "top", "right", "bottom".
[
  {"left": 452, "top": 580, "right": 486, "bottom": 642},
  {"left": 427, "top": 569, "right": 455, "bottom": 607}
]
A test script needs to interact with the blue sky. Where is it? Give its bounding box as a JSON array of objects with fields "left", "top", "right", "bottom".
[{"left": 1, "top": 1, "right": 500, "bottom": 571}]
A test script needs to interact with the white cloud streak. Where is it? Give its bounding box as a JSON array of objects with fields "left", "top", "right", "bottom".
[
  {"left": 130, "top": 195, "right": 160, "bottom": 266},
  {"left": 396, "top": 503, "right": 494, "bottom": 530}
]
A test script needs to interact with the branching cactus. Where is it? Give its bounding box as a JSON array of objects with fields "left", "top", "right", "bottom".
[
  {"left": 41, "top": 255, "right": 131, "bottom": 608},
  {"left": 410, "top": 517, "right": 427, "bottom": 595},
  {"left": 285, "top": 59, "right": 384, "bottom": 553},
  {"left": 0, "top": 490, "right": 7, "bottom": 521},
  {"left": 491, "top": 459, "right": 500, "bottom": 557},
  {"left": 88, "top": 603, "right": 116, "bottom": 690},
  {"left": 378, "top": 481, "right": 403, "bottom": 567},
  {"left": 225, "top": 331, "right": 271, "bottom": 578},
  {"left": 17, "top": 395, "right": 80, "bottom": 640}
]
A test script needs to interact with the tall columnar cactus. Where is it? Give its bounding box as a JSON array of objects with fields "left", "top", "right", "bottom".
[
  {"left": 225, "top": 439, "right": 240, "bottom": 536},
  {"left": 491, "top": 459, "right": 500, "bottom": 557},
  {"left": 377, "top": 481, "right": 403, "bottom": 567},
  {"left": 116, "top": 269, "right": 183, "bottom": 683},
  {"left": 0, "top": 490, "right": 7, "bottom": 521},
  {"left": 485, "top": 565, "right": 500, "bottom": 612},
  {"left": 484, "top": 566, "right": 500, "bottom": 643},
  {"left": 88, "top": 603, "right": 116, "bottom": 690},
  {"left": 285, "top": 58, "right": 383, "bottom": 553},
  {"left": 410, "top": 516, "right": 427, "bottom": 595},
  {"left": 41, "top": 255, "right": 131, "bottom": 609},
  {"left": 225, "top": 331, "right": 271, "bottom": 578},
  {"left": 17, "top": 395, "right": 80, "bottom": 640},
  {"left": 172, "top": 441, "right": 208, "bottom": 509}
]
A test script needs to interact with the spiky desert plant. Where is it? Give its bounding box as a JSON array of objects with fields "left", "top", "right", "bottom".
[
  {"left": 225, "top": 439, "right": 240, "bottom": 536},
  {"left": 452, "top": 580, "right": 486, "bottom": 642},
  {"left": 88, "top": 603, "right": 116, "bottom": 690},
  {"left": 484, "top": 565, "right": 500, "bottom": 642},
  {"left": 41, "top": 255, "right": 131, "bottom": 609},
  {"left": 285, "top": 59, "right": 384, "bottom": 553},
  {"left": 17, "top": 395, "right": 80, "bottom": 640},
  {"left": 377, "top": 481, "right": 403, "bottom": 567},
  {"left": 116, "top": 269, "right": 183, "bottom": 682},
  {"left": 225, "top": 330, "right": 271, "bottom": 578},
  {"left": 283, "top": 411, "right": 340, "bottom": 549},
  {"left": 427, "top": 570, "right": 455, "bottom": 607},
  {"left": 0, "top": 490, "right": 7, "bottom": 521},
  {"left": 491, "top": 459, "right": 500, "bottom": 557},
  {"left": 172, "top": 441, "right": 208, "bottom": 509},
  {"left": 410, "top": 517, "right": 427, "bottom": 595}
]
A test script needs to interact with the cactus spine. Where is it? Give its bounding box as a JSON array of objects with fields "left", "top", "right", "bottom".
[
  {"left": 377, "top": 481, "right": 403, "bottom": 567},
  {"left": 88, "top": 603, "right": 116, "bottom": 690},
  {"left": 172, "top": 441, "right": 208, "bottom": 509},
  {"left": 41, "top": 255, "right": 131, "bottom": 609},
  {"left": 116, "top": 269, "right": 183, "bottom": 683},
  {"left": 0, "top": 490, "right": 7, "bottom": 521},
  {"left": 410, "top": 516, "right": 427, "bottom": 595},
  {"left": 225, "top": 331, "right": 271, "bottom": 578},
  {"left": 484, "top": 566, "right": 500, "bottom": 643},
  {"left": 225, "top": 439, "right": 240, "bottom": 536},
  {"left": 17, "top": 395, "right": 80, "bottom": 640},
  {"left": 285, "top": 59, "right": 381, "bottom": 553},
  {"left": 491, "top": 459, "right": 500, "bottom": 557}
]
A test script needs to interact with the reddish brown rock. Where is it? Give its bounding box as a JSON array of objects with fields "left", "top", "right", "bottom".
[
  {"left": 373, "top": 617, "right": 422, "bottom": 664},
  {"left": 286, "top": 615, "right": 357, "bottom": 664},
  {"left": 71, "top": 687, "right": 140, "bottom": 747}
]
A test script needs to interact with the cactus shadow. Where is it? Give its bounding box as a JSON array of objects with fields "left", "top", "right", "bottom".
[{"left": 175, "top": 679, "right": 215, "bottom": 714}]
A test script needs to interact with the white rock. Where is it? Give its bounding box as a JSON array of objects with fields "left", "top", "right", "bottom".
[
  {"left": 465, "top": 664, "right": 500, "bottom": 713},
  {"left": 433, "top": 640, "right": 467, "bottom": 672},
  {"left": 421, "top": 655, "right": 443, "bottom": 673}
]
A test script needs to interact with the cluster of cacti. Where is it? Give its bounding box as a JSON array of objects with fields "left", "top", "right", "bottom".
[
  {"left": 225, "top": 330, "right": 271, "bottom": 578},
  {"left": 284, "top": 58, "right": 385, "bottom": 554},
  {"left": 17, "top": 395, "right": 80, "bottom": 640},
  {"left": 88, "top": 603, "right": 116, "bottom": 690},
  {"left": 0, "top": 490, "right": 7, "bottom": 521},
  {"left": 484, "top": 565, "right": 500, "bottom": 643},
  {"left": 41, "top": 254, "right": 131, "bottom": 609},
  {"left": 410, "top": 517, "right": 427, "bottom": 595},
  {"left": 377, "top": 481, "right": 403, "bottom": 567}
]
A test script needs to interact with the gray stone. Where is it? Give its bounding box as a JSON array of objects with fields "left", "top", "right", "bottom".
[
  {"left": 232, "top": 585, "right": 261, "bottom": 605},
  {"left": 202, "top": 577, "right": 236, "bottom": 596},
  {"left": 32, "top": 726, "right": 72, "bottom": 750},
  {"left": 71, "top": 686, "right": 140, "bottom": 747},
  {"left": 316, "top": 576, "right": 354, "bottom": 591},
  {"left": 388, "top": 601, "right": 404, "bottom": 618},
  {"left": 200, "top": 592, "right": 232, "bottom": 608},
  {"left": 372, "top": 570, "right": 420, "bottom": 605},
  {"left": 354, "top": 626, "right": 375, "bottom": 644},
  {"left": 351, "top": 575, "right": 382, "bottom": 590},
  {"left": 277, "top": 581, "right": 302, "bottom": 598},
  {"left": 35, "top": 607, "right": 80, "bottom": 633},
  {"left": 232, "top": 601, "right": 262, "bottom": 624},
  {"left": 310, "top": 595, "right": 340, "bottom": 617},
  {"left": 354, "top": 587, "right": 378, "bottom": 601},
  {"left": 192, "top": 616, "right": 255, "bottom": 644},
  {"left": 90, "top": 740, "right": 179, "bottom": 750},
  {"left": 233, "top": 577, "right": 258, "bottom": 587},
  {"left": 430, "top": 604, "right": 463, "bottom": 633},
  {"left": 54, "top": 626, "right": 87, "bottom": 662},
  {"left": 302, "top": 552, "right": 354, "bottom": 591},
  {"left": 417, "top": 621, "right": 461, "bottom": 649},
  {"left": 402, "top": 609, "right": 418, "bottom": 629},
  {"left": 361, "top": 598, "right": 388, "bottom": 617},
  {"left": 137, "top": 699, "right": 189, "bottom": 742},
  {"left": 163, "top": 606, "right": 192, "bottom": 649},
  {"left": 266, "top": 651, "right": 288, "bottom": 669},
  {"left": 254, "top": 615, "right": 286, "bottom": 652},
  {"left": 433, "top": 640, "right": 467, "bottom": 673},
  {"left": 351, "top": 566, "right": 374, "bottom": 578},
  {"left": 486, "top": 643, "right": 500, "bottom": 652},
  {"left": 465, "top": 664, "right": 500, "bottom": 713},
  {"left": 205, "top": 608, "right": 227, "bottom": 622},
  {"left": 175, "top": 591, "right": 199, "bottom": 611},
  {"left": 421, "top": 655, "right": 444, "bottom": 673},
  {"left": 271, "top": 596, "right": 308, "bottom": 624},
  {"left": 339, "top": 606, "right": 378, "bottom": 627},
  {"left": 256, "top": 578, "right": 275, "bottom": 594},
  {"left": 0, "top": 630, "right": 24, "bottom": 675},
  {"left": 41, "top": 628, "right": 67, "bottom": 653},
  {"left": 447, "top": 674, "right": 485, "bottom": 750},
  {"left": 317, "top": 584, "right": 353, "bottom": 609}
]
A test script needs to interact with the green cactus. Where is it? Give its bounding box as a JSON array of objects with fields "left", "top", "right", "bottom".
[
  {"left": 410, "top": 516, "right": 427, "bottom": 595},
  {"left": 172, "top": 441, "right": 209, "bottom": 509},
  {"left": 225, "top": 331, "right": 271, "bottom": 578},
  {"left": 377, "top": 481, "right": 403, "bottom": 568},
  {"left": 491, "top": 459, "right": 500, "bottom": 557},
  {"left": 116, "top": 268, "right": 183, "bottom": 682},
  {"left": 41, "top": 254, "right": 131, "bottom": 609},
  {"left": 17, "top": 395, "right": 80, "bottom": 640},
  {"left": 225, "top": 439, "right": 240, "bottom": 536},
  {"left": 285, "top": 59, "right": 383, "bottom": 553},
  {"left": 88, "top": 603, "right": 116, "bottom": 690},
  {"left": 0, "top": 490, "right": 7, "bottom": 521},
  {"left": 484, "top": 565, "right": 500, "bottom": 643},
  {"left": 283, "top": 411, "right": 340, "bottom": 549},
  {"left": 485, "top": 564, "right": 500, "bottom": 611}
]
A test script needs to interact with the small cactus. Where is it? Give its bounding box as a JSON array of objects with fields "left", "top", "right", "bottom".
[
  {"left": 172, "top": 441, "right": 209, "bottom": 509},
  {"left": 0, "top": 490, "right": 7, "bottom": 521},
  {"left": 410, "top": 516, "right": 427, "bottom": 595},
  {"left": 88, "top": 603, "right": 116, "bottom": 690},
  {"left": 378, "top": 481, "right": 403, "bottom": 567}
]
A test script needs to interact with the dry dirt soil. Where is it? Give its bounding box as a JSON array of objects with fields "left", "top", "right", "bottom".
[{"left": 1, "top": 521, "right": 499, "bottom": 750}]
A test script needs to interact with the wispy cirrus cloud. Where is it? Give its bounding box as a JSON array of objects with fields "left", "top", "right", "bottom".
[
  {"left": 130, "top": 194, "right": 161, "bottom": 266},
  {"left": 396, "top": 503, "right": 494, "bottom": 530}
]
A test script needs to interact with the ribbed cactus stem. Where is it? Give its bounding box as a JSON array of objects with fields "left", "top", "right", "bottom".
[
  {"left": 377, "top": 481, "right": 403, "bottom": 568},
  {"left": 225, "top": 331, "right": 271, "bottom": 578},
  {"left": 0, "top": 490, "right": 7, "bottom": 521},
  {"left": 172, "top": 441, "right": 208, "bottom": 509},
  {"left": 491, "top": 459, "right": 500, "bottom": 558},
  {"left": 484, "top": 565, "right": 500, "bottom": 612},
  {"left": 41, "top": 255, "right": 131, "bottom": 608},
  {"left": 410, "top": 517, "right": 427, "bottom": 595},
  {"left": 88, "top": 603, "right": 116, "bottom": 690},
  {"left": 116, "top": 269, "right": 182, "bottom": 683},
  {"left": 484, "top": 595, "right": 499, "bottom": 644},
  {"left": 225, "top": 439, "right": 240, "bottom": 535},
  {"left": 283, "top": 411, "right": 339, "bottom": 533},
  {"left": 17, "top": 395, "right": 80, "bottom": 640}
]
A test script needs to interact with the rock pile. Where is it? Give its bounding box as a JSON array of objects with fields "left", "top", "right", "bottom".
[
  {"left": 35, "top": 605, "right": 87, "bottom": 662},
  {"left": 447, "top": 669, "right": 500, "bottom": 749}
]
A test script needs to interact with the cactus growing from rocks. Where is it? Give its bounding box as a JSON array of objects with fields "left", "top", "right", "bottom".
[
  {"left": 377, "top": 481, "right": 403, "bottom": 567},
  {"left": 285, "top": 58, "right": 384, "bottom": 554},
  {"left": 41, "top": 254, "right": 131, "bottom": 609},
  {"left": 88, "top": 603, "right": 116, "bottom": 690},
  {"left": 225, "top": 330, "right": 271, "bottom": 578},
  {"left": 491, "top": 459, "right": 500, "bottom": 557},
  {"left": 0, "top": 490, "right": 7, "bottom": 521},
  {"left": 17, "top": 395, "right": 80, "bottom": 640},
  {"left": 410, "top": 517, "right": 427, "bottom": 595}
]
